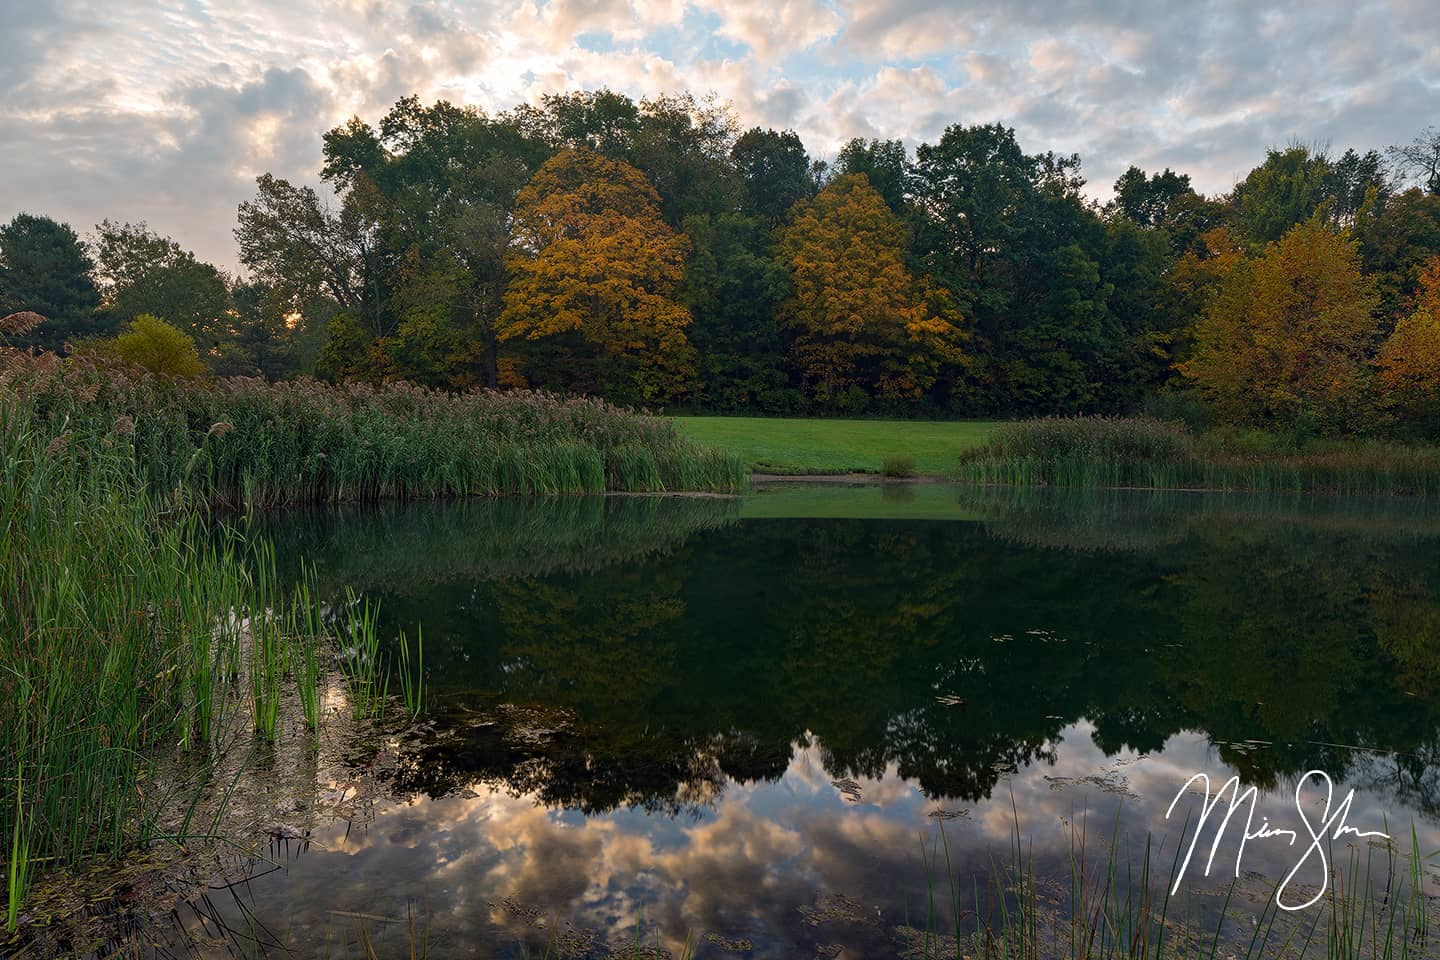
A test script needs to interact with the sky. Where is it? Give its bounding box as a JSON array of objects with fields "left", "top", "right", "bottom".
[{"left": 2, "top": 0, "right": 1437, "bottom": 271}]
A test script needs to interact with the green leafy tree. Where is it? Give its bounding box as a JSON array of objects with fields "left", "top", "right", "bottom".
[
  {"left": 913, "top": 123, "right": 1111, "bottom": 413},
  {"left": 835, "top": 138, "right": 911, "bottom": 217},
  {"left": 1109, "top": 166, "right": 1193, "bottom": 229},
  {"left": 236, "top": 174, "right": 390, "bottom": 343},
  {"left": 216, "top": 280, "right": 329, "bottom": 379},
  {"left": 540, "top": 88, "right": 642, "bottom": 158},
  {"left": 730, "top": 128, "right": 816, "bottom": 224},
  {"left": 1232, "top": 145, "right": 1387, "bottom": 246},
  {"left": 1095, "top": 218, "right": 1174, "bottom": 407},
  {"left": 246, "top": 97, "right": 545, "bottom": 387},
  {"left": 355, "top": 98, "right": 537, "bottom": 387},
  {"left": 1324, "top": 148, "right": 1390, "bottom": 227},
  {"left": 680, "top": 212, "right": 791, "bottom": 411},
  {"left": 0, "top": 213, "right": 105, "bottom": 350},
  {"left": 630, "top": 95, "right": 742, "bottom": 228},
  {"left": 1358, "top": 188, "right": 1440, "bottom": 322},
  {"left": 88, "top": 314, "right": 208, "bottom": 377},
  {"left": 91, "top": 220, "right": 232, "bottom": 352},
  {"left": 1232, "top": 146, "right": 1331, "bottom": 246}
]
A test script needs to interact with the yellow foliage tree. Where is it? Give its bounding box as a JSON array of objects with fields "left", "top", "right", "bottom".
[
  {"left": 498, "top": 148, "right": 695, "bottom": 403},
  {"left": 1178, "top": 221, "right": 1378, "bottom": 428},
  {"left": 85, "top": 313, "right": 209, "bottom": 378},
  {"left": 1376, "top": 256, "right": 1440, "bottom": 428},
  {"left": 775, "top": 174, "right": 966, "bottom": 404}
]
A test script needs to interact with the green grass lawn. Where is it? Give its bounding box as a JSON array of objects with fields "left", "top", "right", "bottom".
[{"left": 672, "top": 416, "right": 999, "bottom": 476}]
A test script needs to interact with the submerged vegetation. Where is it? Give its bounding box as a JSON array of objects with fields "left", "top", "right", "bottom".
[{"left": 957, "top": 417, "right": 1440, "bottom": 495}]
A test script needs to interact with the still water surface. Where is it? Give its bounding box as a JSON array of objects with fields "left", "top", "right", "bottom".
[{"left": 168, "top": 486, "right": 1440, "bottom": 956}]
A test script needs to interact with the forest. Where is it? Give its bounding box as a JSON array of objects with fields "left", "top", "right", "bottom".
[{"left": 3, "top": 89, "right": 1439, "bottom": 437}]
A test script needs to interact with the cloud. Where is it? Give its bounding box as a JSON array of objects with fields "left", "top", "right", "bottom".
[{"left": 1, "top": 0, "right": 1436, "bottom": 270}]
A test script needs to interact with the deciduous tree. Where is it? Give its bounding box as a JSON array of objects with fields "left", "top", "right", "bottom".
[
  {"left": 91, "top": 221, "right": 233, "bottom": 352},
  {"left": 1388, "top": 127, "right": 1440, "bottom": 196},
  {"left": 1179, "top": 221, "right": 1378, "bottom": 429},
  {"left": 775, "top": 174, "right": 966, "bottom": 407},
  {"left": 1377, "top": 257, "right": 1440, "bottom": 433},
  {"left": 730, "top": 128, "right": 815, "bottom": 224},
  {"left": 498, "top": 149, "right": 695, "bottom": 403},
  {"left": 1110, "top": 166, "right": 1192, "bottom": 229},
  {"left": 87, "top": 314, "right": 208, "bottom": 377},
  {"left": 835, "top": 138, "right": 911, "bottom": 217},
  {"left": 681, "top": 212, "right": 790, "bottom": 411}
]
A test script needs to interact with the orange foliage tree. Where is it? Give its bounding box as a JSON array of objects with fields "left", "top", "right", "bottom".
[
  {"left": 1376, "top": 256, "right": 1440, "bottom": 431},
  {"left": 774, "top": 174, "right": 965, "bottom": 405},
  {"left": 1178, "top": 220, "right": 1379, "bottom": 429},
  {"left": 498, "top": 148, "right": 695, "bottom": 403}
]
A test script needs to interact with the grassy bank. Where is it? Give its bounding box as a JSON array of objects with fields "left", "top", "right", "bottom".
[
  {"left": 957, "top": 417, "right": 1440, "bottom": 496},
  {"left": 9, "top": 353, "right": 744, "bottom": 506},
  {"left": 674, "top": 415, "right": 998, "bottom": 475}
]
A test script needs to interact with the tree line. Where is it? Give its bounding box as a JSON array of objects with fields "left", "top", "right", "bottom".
[{"left": 3, "top": 89, "right": 1439, "bottom": 435}]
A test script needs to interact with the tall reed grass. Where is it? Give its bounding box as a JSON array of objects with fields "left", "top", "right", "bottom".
[
  {"left": 0, "top": 344, "right": 741, "bottom": 930},
  {"left": 957, "top": 417, "right": 1440, "bottom": 496},
  {"left": 3, "top": 351, "right": 745, "bottom": 507},
  {"left": 0, "top": 390, "right": 424, "bottom": 932}
]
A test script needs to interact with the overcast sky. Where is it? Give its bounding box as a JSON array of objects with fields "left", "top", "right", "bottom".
[{"left": 2, "top": 0, "right": 1437, "bottom": 271}]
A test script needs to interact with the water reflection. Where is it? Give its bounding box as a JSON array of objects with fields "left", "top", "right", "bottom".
[{"left": 208, "top": 488, "right": 1440, "bottom": 956}]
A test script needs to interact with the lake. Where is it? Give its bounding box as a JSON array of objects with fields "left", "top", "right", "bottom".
[{"left": 96, "top": 485, "right": 1440, "bottom": 957}]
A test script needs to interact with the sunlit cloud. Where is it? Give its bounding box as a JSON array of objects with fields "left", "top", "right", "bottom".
[{"left": 1, "top": 0, "right": 1435, "bottom": 269}]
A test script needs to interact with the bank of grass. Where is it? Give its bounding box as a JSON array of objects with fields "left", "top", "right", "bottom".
[
  {"left": 674, "top": 415, "right": 999, "bottom": 475},
  {"left": 957, "top": 417, "right": 1440, "bottom": 496},
  {"left": 10, "top": 353, "right": 745, "bottom": 506}
]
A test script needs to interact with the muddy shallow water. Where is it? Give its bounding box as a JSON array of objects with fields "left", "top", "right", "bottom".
[{"left": 30, "top": 486, "right": 1440, "bottom": 957}]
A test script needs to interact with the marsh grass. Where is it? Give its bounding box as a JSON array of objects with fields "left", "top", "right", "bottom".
[
  {"left": 4, "top": 352, "right": 745, "bottom": 507},
  {"left": 957, "top": 417, "right": 1440, "bottom": 496},
  {"left": 0, "top": 346, "right": 742, "bottom": 929},
  {"left": 883, "top": 454, "right": 919, "bottom": 478},
  {"left": 338, "top": 590, "right": 391, "bottom": 722},
  {"left": 397, "top": 627, "right": 425, "bottom": 718},
  {"left": 0, "top": 391, "right": 427, "bottom": 932}
]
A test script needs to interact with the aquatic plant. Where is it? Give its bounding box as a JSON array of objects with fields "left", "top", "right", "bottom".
[
  {"left": 883, "top": 453, "right": 919, "bottom": 478},
  {"left": 0, "top": 386, "right": 428, "bottom": 931},
  {"left": 3, "top": 351, "right": 746, "bottom": 507},
  {"left": 957, "top": 417, "right": 1440, "bottom": 496}
]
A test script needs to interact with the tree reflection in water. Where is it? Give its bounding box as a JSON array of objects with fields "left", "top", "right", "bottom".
[{"left": 209, "top": 487, "right": 1440, "bottom": 956}]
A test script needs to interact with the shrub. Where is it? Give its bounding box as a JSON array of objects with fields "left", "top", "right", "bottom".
[
  {"left": 881, "top": 454, "right": 917, "bottom": 478},
  {"left": 106, "top": 314, "right": 209, "bottom": 377}
]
